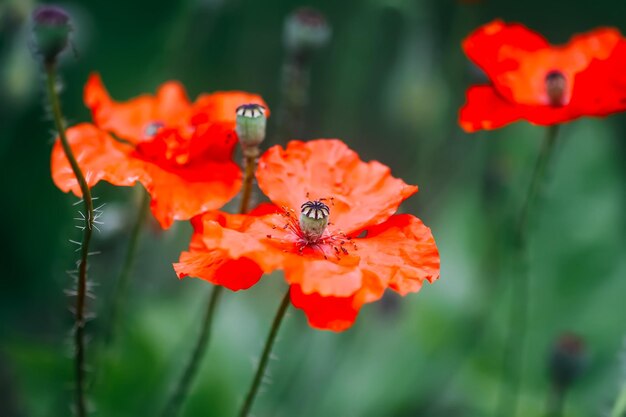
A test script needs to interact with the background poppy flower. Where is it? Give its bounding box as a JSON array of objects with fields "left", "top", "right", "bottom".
[
  {"left": 174, "top": 140, "right": 440, "bottom": 331},
  {"left": 460, "top": 20, "right": 626, "bottom": 131},
  {"left": 51, "top": 74, "right": 268, "bottom": 228}
]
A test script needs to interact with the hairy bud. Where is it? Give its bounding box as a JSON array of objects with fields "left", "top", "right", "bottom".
[
  {"left": 32, "top": 5, "right": 72, "bottom": 65},
  {"left": 283, "top": 8, "right": 331, "bottom": 56}
]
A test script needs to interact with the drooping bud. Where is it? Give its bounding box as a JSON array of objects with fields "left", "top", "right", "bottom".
[
  {"left": 32, "top": 5, "right": 72, "bottom": 65},
  {"left": 299, "top": 200, "right": 330, "bottom": 241},
  {"left": 283, "top": 8, "right": 331, "bottom": 56},
  {"left": 548, "top": 333, "right": 587, "bottom": 389},
  {"left": 545, "top": 70, "right": 567, "bottom": 107},
  {"left": 236, "top": 104, "right": 267, "bottom": 157}
]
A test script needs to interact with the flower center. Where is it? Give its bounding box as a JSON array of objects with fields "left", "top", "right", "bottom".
[
  {"left": 545, "top": 70, "right": 567, "bottom": 107},
  {"left": 299, "top": 200, "right": 329, "bottom": 242}
]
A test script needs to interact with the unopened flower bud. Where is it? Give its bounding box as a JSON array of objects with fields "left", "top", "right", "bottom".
[
  {"left": 545, "top": 70, "right": 567, "bottom": 107},
  {"left": 300, "top": 200, "right": 329, "bottom": 241},
  {"left": 236, "top": 104, "right": 266, "bottom": 157},
  {"left": 548, "top": 333, "right": 587, "bottom": 389},
  {"left": 32, "top": 5, "right": 72, "bottom": 65},
  {"left": 283, "top": 8, "right": 331, "bottom": 55}
]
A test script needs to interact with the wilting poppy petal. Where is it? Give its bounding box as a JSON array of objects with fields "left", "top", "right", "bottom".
[{"left": 256, "top": 139, "right": 417, "bottom": 234}]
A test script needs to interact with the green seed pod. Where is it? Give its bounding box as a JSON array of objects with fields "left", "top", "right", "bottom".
[
  {"left": 299, "top": 200, "right": 330, "bottom": 241},
  {"left": 236, "top": 104, "right": 267, "bottom": 156}
]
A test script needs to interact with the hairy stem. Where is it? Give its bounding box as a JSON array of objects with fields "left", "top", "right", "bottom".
[
  {"left": 496, "top": 125, "right": 560, "bottom": 417},
  {"left": 45, "top": 62, "right": 94, "bottom": 417},
  {"left": 104, "top": 188, "right": 150, "bottom": 346},
  {"left": 238, "top": 289, "right": 291, "bottom": 417}
]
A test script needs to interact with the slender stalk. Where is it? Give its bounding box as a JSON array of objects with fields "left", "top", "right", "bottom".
[
  {"left": 238, "top": 289, "right": 291, "bottom": 417},
  {"left": 496, "top": 125, "right": 560, "bottom": 417},
  {"left": 238, "top": 154, "right": 257, "bottom": 214},
  {"left": 160, "top": 153, "right": 258, "bottom": 417},
  {"left": 160, "top": 286, "right": 223, "bottom": 417},
  {"left": 611, "top": 382, "right": 626, "bottom": 417},
  {"left": 45, "top": 62, "right": 94, "bottom": 417},
  {"left": 103, "top": 188, "right": 150, "bottom": 346}
]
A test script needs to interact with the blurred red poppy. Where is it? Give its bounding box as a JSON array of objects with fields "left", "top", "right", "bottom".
[
  {"left": 51, "top": 74, "right": 268, "bottom": 228},
  {"left": 460, "top": 20, "right": 626, "bottom": 132},
  {"left": 174, "top": 140, "right": 440, "bottom": 331}
]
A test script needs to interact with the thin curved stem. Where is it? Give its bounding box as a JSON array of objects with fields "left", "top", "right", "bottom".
[
  {"left": 496, "top": 125, "right": 560, "bottom": 417},
  {"left": 103, "top": 188, "right": 150, "bottom": 346},
  {"left": 238, "top": 289, "right": 291, "bottom": 417},
  {"left": 45, "top": 62, "right": 94, "bottom": 417},
  {"left": 160, "top": 153, "right": 259, "bottom": 417},
  {"left": 160, "top": 286, "right": 223, "bottom": 417}
]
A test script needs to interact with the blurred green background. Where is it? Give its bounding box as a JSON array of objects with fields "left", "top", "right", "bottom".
[{"left": 1, "top": 0, "right": 626, "bottom": 416}]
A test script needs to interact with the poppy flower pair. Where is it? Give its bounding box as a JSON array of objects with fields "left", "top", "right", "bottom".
[
  {"left": 51, "top": 76, "right": 441, "bottom": 331},
  {"left": 460, "top": 20, "right": 626, "bottom": 131}
]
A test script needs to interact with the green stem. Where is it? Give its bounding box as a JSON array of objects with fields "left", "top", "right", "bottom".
[
  {"left": 160, "top": 154, "right": 258, "bottom": 417},
  {"left": 238, "top": 289, "right": 291, "bottom": 417},
  {"left": 496, "top": 125, "right": 560, "bottom": 417},
  {"left": 238, "top": 154, "right": 257, "bottom": 214},
  {"left": 611, "top": 382, "right": 626, "bottom": 417},
  {"left": 160, "top": 286, "right": 223, "bottom": 417},
  {"left": 45, "top": 62, "right": 94, "bottom": 417},
  {"left": 104, "top": 188, "right": 150, "bottom": 346}
]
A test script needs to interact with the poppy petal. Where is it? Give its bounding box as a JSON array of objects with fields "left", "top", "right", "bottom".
[
  {"left": 356, "top": 214, "right": 440, "bottom": 295},
  {"left": 192, "top": 91, "right": 270, "bottom": 125},
  {"left": 141, "top": 160, "right": 241, "bottom": 229},
  {"left": 51, "top": 124, "right": 241, "bottom": 229},
  {"left": 256, "top": 140, "right": 417, "bottom": 235},
  {"left": 174, "top": 250, "right": 263, "bottom": 291},
  {"left": 84, "top": 73, "right": 191, "bottom": 143},
  {"left": 51, "top": 123, "right": 146, "bottom": 194},
  {"left": 290, "top": 284, "right": 363, "bottom": 332}
]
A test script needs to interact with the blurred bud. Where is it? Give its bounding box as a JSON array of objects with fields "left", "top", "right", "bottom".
[
  {"left": 236, "top": 104, "right": 266, "bottom": 157},
  {"left": 32, "top": 5, "right": 71, "bottom": 65},
  {"left": 545, "top": 70, "right": 567, "bottom": 107},
  {"left": 299, "top": 200, "right": 329, "bottom": 241},
  {"left": 283, "top": 7, "right": 331, "bottom": 55},
  {"left": 548, "top": 333, "right": 587, "bottom": 389}
]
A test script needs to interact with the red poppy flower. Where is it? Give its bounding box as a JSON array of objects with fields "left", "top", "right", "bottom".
[
  {"left": 174, "top": 140, "right": 440, "bottom": 331},
  {"left": 51, "top": 74, "right": 268, "bottom": 228},
  {"left": 460, "top": 20, "right": 626, "bottom": 132}
]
